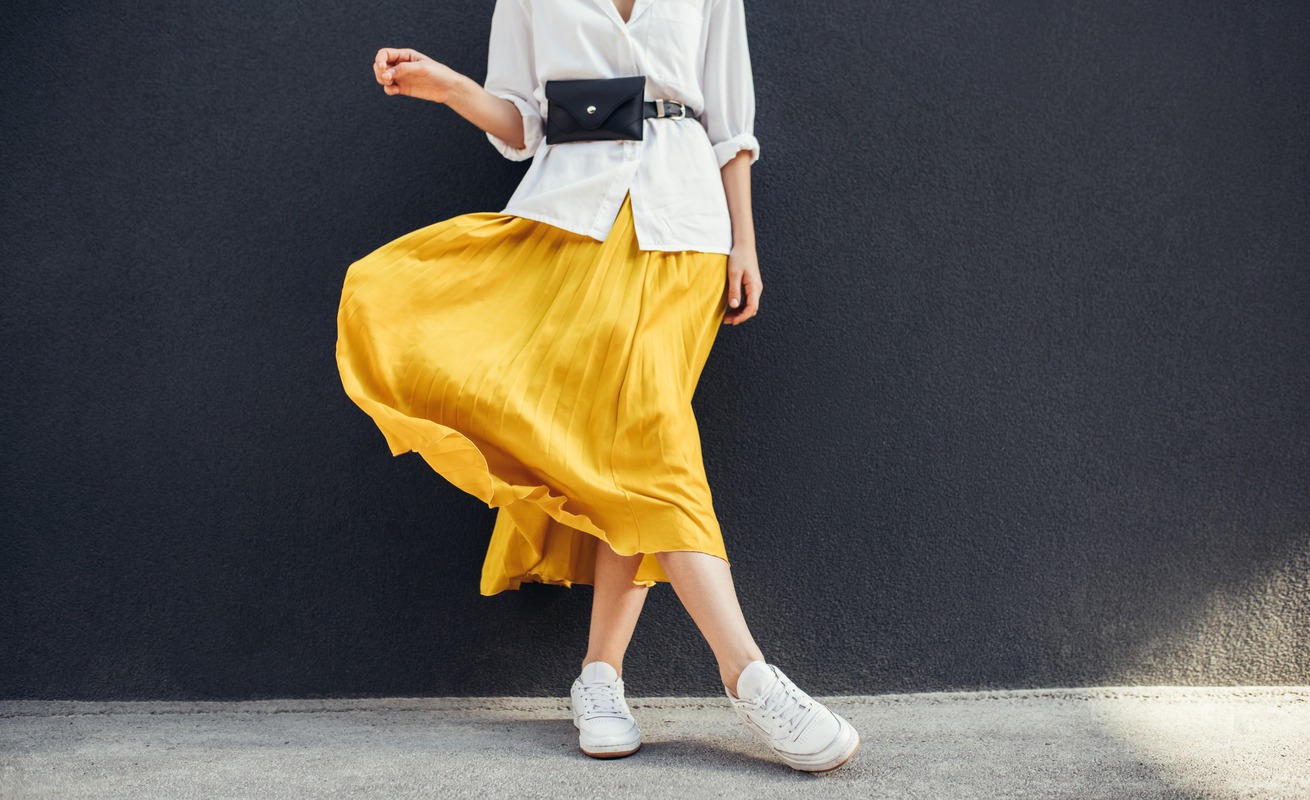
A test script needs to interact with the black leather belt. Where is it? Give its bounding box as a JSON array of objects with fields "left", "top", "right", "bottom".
[{"left": 643, "top": 99, "right": 693, "bottom": 120}]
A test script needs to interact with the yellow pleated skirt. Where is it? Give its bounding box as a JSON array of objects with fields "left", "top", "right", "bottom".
[{"left": 335, "top": 191, "right": 731, "bottom": 595}]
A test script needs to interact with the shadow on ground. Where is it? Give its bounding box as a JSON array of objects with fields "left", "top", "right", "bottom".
[{"left": 1, "top": 688, "right": 1306, "bottom": 799}]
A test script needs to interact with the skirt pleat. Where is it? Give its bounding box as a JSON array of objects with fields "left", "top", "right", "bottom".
[{"left": 335, "top": 191, "right": 731, "bottom": 595}]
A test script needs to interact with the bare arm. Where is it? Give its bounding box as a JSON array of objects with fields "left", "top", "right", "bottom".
[
  {"left": 373, "top": 47, "right": 527, "bottom": 151},
  {"left": 720, "top": 150, "right": 760, "bottom": 325}
]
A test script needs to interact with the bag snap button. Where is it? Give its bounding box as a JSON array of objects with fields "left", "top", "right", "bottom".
[{"left": 587, "top": 105, "right": 597, "bottom": 114}]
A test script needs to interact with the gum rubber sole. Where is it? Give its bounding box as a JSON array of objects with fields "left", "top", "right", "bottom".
[
  {"left": 797, "top": 733, "right": 859, "bottom": 773},
  {"left": 579, "top": 743, "right": 642, "bottom": 759},
  {"left": 778, "top": 716, "right": 861, "bottom": 773}
]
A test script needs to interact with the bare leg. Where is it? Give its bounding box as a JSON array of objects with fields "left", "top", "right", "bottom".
[
  {"left": 654, "top": 550, "right": 766, "bottom": 698},
  {"left": 581, "top": 539, "right": 649, "bottom": 677}
]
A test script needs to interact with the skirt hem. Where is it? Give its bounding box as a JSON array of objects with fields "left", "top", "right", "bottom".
[{"left": 406, "top": 427, "right": 731, "bottom": 597}]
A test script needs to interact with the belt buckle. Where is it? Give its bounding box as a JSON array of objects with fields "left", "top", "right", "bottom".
[{"left": 656, "top": 99, "right": 687, "bottom": 120}]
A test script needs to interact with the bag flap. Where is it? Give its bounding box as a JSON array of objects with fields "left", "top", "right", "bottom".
[{"left": 545, "top": 76, "right": 646, "bottom": 130}]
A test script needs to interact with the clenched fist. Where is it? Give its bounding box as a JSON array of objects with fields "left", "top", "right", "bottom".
[{"left": 373, "top": 48, "right": 467, "bottom": 104}]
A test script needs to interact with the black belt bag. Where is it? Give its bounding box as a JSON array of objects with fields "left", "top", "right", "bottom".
[{"left": 544, "top": 76, "right": 693, "bottom": 145}]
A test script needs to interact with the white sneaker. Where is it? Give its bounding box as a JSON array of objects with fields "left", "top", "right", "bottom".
[
  {"left": 725, "top": 660, "right": 860, "bottom": 772},
  {"left": 570, "top": 661, "right": 642, "bottom": 758}
]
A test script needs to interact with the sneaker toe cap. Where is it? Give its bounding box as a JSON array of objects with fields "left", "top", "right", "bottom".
[
  {"left": 787, "top": 707, "right": 844, "bottom": 755},
  {"left": 578, "top": 716, "right": 640, "bottom": 746}
]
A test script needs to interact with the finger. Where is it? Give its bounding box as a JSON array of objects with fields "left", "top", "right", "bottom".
[
  {"left": 726, "top": 281, "right": 760, "bottom": 325},
  {"left": 377, "top": 47, "right": 415, "bottom": 67},
  {"left": 725, "top": 305, "right": 752, "bottom": 325},
  {"left": 376, "top": 47, "right": 401, "bottom": 71},
  {"left": 734, "top": 277, "right": 758, "bottom": 311},
  {"left": 384, "top": 62, "right": 420, "bottom": 91},
  {"left": 742, "top": 275, "right": 761, "bottom": 298},
  {"left": 745, "top": 280, "right": 762, "bottom": 313},
  {"left": 726, "top": 272, "right": 745, "bottom": 309},
  {"left": 375, "top": 47, "right": 419, "bottom": 82},
  {"left": 734, "top": 289, "right": 758, "bottom": 320},
  {"left": 388, "top": 47, "right": 426, "bottom": 64},
  {"left": 392, "top": 63, "right": 426, "bottom": 93}
]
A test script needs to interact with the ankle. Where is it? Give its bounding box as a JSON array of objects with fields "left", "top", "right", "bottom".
[
  {"left": 582, "top": 655, "right": 623, "bottom": 677},
  {"left": 721, "top": 650, "right": 767, "bottom": 698}
]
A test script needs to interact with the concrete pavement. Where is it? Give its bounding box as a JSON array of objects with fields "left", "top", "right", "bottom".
[{"left": 2, "top": 687, "right": 1307, "bottom": 799}]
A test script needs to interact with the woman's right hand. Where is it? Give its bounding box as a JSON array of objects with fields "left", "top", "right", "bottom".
[{"left": 373, "top": 48, "right": 465, "bottom": 104}]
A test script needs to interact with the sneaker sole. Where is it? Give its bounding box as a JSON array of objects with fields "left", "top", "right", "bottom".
[
  {"left": 572, "top": 716, "right": 642, "bottom": 759},
  {"left": 779, "top": 714, "right": 861, "bottom": 773},
  {"left": 800, "top": 732, "right": 859, "bottom": 773},
  {"left": 578, "top": 742, "right": 642, "bottom": 758}
]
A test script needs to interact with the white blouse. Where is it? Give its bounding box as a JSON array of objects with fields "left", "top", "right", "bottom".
[{"left": 482, "top": 0, "right": 760, "bottom": 254}]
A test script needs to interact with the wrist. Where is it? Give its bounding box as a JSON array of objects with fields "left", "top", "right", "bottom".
[{"left": 439, "top": 71, "right": 478, "bottom": 107}]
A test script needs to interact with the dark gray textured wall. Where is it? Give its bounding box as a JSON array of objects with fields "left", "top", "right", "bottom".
[{"left": 2, "top": 0, "right": 1307, "bottom": 700}]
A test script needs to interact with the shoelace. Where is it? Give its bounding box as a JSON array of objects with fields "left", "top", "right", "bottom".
[
  {"left": 578, "top": 680, "right": 628, "bottom": 719},
  {"left": 748, "top": 671, "right": 813, "bottom": 735}
]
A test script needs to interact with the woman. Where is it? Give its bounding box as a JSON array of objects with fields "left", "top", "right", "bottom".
[{"left": 335, "top": 0, "right": 859, "bottom": 773}]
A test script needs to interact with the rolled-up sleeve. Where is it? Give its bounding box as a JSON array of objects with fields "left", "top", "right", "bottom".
[
  {"left": 484, "top": 0, "right": 544, "bottom": 161},
  {"left": 699, "top": 0, "right": 761, "bottom": 169}
]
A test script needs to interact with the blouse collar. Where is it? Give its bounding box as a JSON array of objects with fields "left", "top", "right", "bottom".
[{"left": 591, "top": 0, "right": 654, "bottom": 30}]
